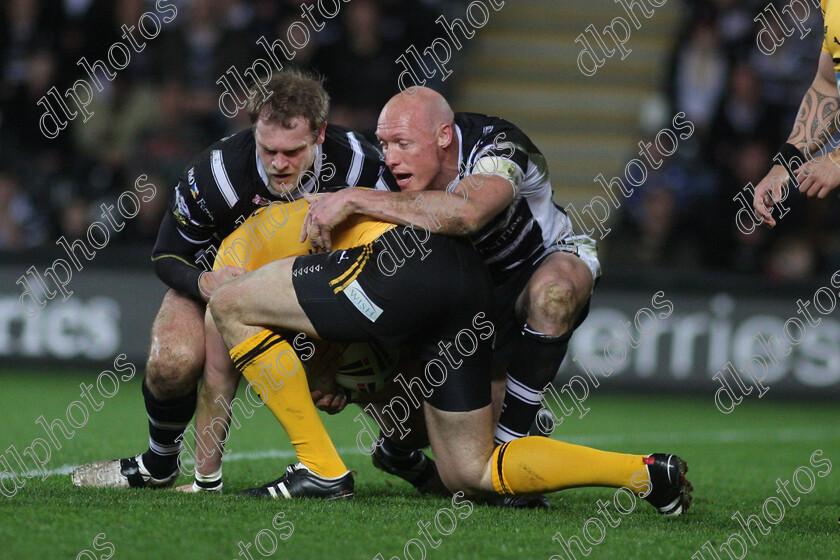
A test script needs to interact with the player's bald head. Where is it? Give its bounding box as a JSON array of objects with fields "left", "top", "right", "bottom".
[
  {"left": 379, "top": 87, "right": 454, "bottom": 136},
  {"left": 376, "top": 88, "right": 458, "bottom": 192}
]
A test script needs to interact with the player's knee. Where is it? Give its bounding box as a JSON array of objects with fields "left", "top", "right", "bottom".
[
  {"left": 438, "top": 470, "right": 485, "bottom": 497},
  {"left": 437, "top": 460, "right": 489, "bottom": 496},
  {"left": 207, "top": 283, "right": 241, "bottom": 336},
  {"left": 526, "top": 278, "right": 577, "bottom": 334},
  {"left": 145, "top": 342, "right": 203, "bottom": 398}
]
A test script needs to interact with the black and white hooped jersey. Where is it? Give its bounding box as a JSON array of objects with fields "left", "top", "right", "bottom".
[
  {"left": 152, "top": 124, "right": 395, "bottom": 299},
  {"left": 447, "top": 112, "right": 574, "bottom": 283}
]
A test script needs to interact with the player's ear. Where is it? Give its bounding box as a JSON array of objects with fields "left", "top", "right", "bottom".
[
  {"left": 315, "top": 122, "right": 327, "bottom": 145},
  {"left": 438, "top": 123, "right": 453, "bottom": 149}
]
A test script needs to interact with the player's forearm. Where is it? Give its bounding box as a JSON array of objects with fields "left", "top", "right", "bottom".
[
  {"left": 151, "top": 214, "right": 208, "bottom": 300},
  {"left": 786, "top": 84, "right": 840, "bottom": 156},
  {"left": 152, "top": 254, "right": 204, "bottom": 300},
  {"left": 347, "top": 187, "right": 482, "bottom": 236}
]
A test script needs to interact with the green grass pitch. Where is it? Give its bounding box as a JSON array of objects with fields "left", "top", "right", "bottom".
[{"left": 0, "top": 370, "right": 838, "bottom": 560}]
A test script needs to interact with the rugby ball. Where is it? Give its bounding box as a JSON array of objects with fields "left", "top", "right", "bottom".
[{"left": 335, "top": 342, "right": 399, "bottom": 400}]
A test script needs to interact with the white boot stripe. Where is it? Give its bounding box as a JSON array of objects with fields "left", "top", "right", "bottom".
[
  {"left": 666, "top": 455, "right": 674, "bottom": 484},
  {"left": 661, "top": 495, "right": 681, "bottom": 513}
]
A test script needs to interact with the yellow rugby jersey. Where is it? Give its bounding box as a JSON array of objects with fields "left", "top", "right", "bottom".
[
  {"left": 213, "top": 195, "right": 395, "bottom": 271},
  {"left": 823, "top": 0, "right": 840, "bottom": 91}
]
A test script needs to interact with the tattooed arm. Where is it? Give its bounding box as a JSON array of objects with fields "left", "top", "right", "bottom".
[
  {"left": 754, "top": 51, "right": 839, "bottom": 227},
  {"left": 787, "top": 51, "right": 839, "bottom": 153}
]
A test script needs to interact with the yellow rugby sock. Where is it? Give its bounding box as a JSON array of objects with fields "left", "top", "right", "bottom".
[
  {"left": 230, "top": 329, "right": 348, "bottom": 478},
  {"left": 491, "top": 437, "right": 650, "bottom": 495}
]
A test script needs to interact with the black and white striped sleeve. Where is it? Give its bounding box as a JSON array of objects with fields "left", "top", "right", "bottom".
[
  {"left": 342, "top": 130, "right": 394, "bottom": 190},
  {"left": 151, "top": 150, "right": 234, "bottom": 299}
]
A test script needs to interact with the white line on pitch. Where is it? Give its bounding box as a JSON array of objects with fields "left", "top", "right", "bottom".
[
  {"left": 1, "top": 447, "right": 364, "bottom": 481},
  {"left": 4, "top": 427, "right": 838, "bottom": 481}
]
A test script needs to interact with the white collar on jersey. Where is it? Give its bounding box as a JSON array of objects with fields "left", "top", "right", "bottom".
[
  {"left": 298, "top": 144, "right": 323, "bottom": 194},
  {"left": 254, "top": 143, "right": 323, "bottom": 199},
  {"left": 255, "top": 146, "right": 269, "bottom": 186},
  {"left": 455, "top": 123, "right": 464, "bottom": 176}
]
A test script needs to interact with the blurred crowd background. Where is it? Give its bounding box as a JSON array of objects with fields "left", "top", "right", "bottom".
[
  {"left": 1, "top": 0, "right": 838, "bottom": 282},
  {"left": 610, "top": 0, "right": 839, "bottom": 282}
]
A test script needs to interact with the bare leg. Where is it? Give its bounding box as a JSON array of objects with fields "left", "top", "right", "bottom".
[
  {"left": 209, "top": 259, "right": 317, "bottom": 346},
  {"left": 146, "top": 290, "right": 206, "bottom": 399},
  {"left": 177, "top": 310, "right": 242, "bottom": 492},
  {"left": 423, "top": 403, "right": 496, "bottom": 497}
]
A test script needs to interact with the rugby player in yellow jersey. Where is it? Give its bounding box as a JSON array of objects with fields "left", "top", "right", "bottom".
[
  {"left": 754, "top": 0, "right": 840, "bottom": 220},
  {"left": 192, "top": 171, "right": 693, "bottom": 514},
  {"left": 179, "top": 196, "right": 400, "bottom": 495}
]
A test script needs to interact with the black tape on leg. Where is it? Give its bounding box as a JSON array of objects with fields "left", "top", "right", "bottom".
[
  {"left": 142, "top": 380, "right": 198, "bottom": 424},
  {"left": 521, "top": 325, "right": 573, "bottom": 346},
  {"left": 515, "top": 325, "right": 573, "bottom": 390}
]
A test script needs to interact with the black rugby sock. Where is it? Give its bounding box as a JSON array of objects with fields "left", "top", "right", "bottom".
[
  {"left": 495, "top": 326, "right": 571, "bottom": 444},
  {"left": 141, "top": 380, "right": 197, "bottom": 478}
]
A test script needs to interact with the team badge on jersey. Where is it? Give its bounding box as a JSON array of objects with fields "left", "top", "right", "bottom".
[
  {"left": 187, "top": 167, "right": 198, "bottom": 196},
  {"left": 174, "top": 189, "right": 191, "bottom": 225}
]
